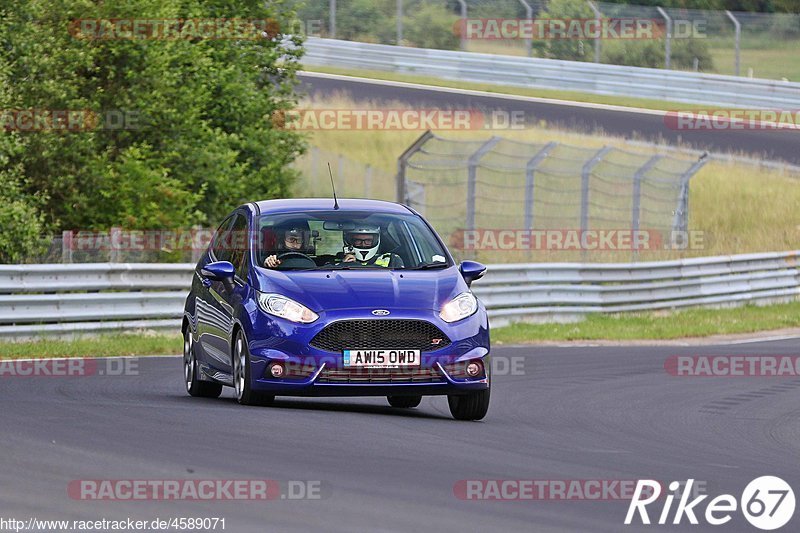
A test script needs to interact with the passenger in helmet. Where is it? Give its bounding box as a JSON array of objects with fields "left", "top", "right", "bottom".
[
  {"left": 340, "top": 224, "right": 404, "bottom": 268},
  {"left": 264, "top": 220, "right": 313, "bottom": 269}
]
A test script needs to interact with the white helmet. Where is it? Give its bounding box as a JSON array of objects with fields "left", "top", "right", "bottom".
[{"left": 345, "top": 224, "right": 381, "bottom": 262}]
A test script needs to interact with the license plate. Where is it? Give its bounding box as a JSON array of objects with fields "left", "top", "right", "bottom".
[{"left": 343, "top": 349, "right": 421, "bottom": 368}]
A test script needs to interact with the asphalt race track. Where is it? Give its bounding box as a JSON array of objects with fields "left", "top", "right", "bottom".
[
  {"left": 298, "top": 72, "right": 800, "bottom": 166},
  {"left": 2, "top": 339, "right": 800, "bottom": 532}
]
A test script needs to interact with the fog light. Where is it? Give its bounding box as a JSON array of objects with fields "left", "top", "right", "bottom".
[
  {"left": 269, "top": 362, "right": 285, "bottom": 378},
  {"left": 465, "top": 360, "right": 483, "bottom": 378}
]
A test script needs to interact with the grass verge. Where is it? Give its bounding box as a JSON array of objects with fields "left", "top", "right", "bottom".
[
  {"left": 303, "top": 65, "right": 800, "bottom": 124},
  {"left": 303, "top": 65, "right": 692, "bottom": 112},
  {"left": 491, "top": 300, "right": 800, "bottom": 344},
  {"left": 0, "top": 333, "right": 182, "bottom": 360}
]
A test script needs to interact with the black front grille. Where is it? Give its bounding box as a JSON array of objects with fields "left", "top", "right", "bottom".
[
  {"left": 309, "top": 319, "right": 451, "bottom": 352},
  {"left": 316, "top": 366, "right": 444, "bottom": 383}
]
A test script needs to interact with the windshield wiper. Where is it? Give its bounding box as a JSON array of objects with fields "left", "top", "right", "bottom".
[
  {"left": 408, "top": 262, "right": 449, "bottom": 270},
  {"left": 314, "top": 264, "right": 354, "bottom": 270}
]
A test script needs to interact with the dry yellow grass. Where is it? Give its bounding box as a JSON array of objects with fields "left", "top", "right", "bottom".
[{"left": 291, "top": 96, "right": 800, "bottom": 261}]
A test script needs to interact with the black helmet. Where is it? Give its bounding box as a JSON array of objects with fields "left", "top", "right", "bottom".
[{"left": 275, "top": 219, "right": 314, "bottom": 254}]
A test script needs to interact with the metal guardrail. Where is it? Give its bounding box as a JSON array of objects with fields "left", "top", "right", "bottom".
[
  {"left": 1, "top": 251, "right": 798, "bottom": 337},
  {"left": 478, "top": 251, "right": 800, "bottom": 325},
  {"left": 0, "top": 264, "right": 194, "bottom": 339},
  {"left": 303, "top": 37, "right": 800, "bottom": 109},
  {"left": 0, "top": 263, "right": 193, "bottom": 293}
]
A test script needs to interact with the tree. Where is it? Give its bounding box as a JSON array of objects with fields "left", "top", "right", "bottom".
[
  {"left": 0, "top": 129, "right": 47, "bottom": 263},
  {"left": 0, "top": 0, "right": 306, "bottom": 248},
  {"left": 534, "top": 0, "right": 595, "bottom": 62},
  {"left": 0, "top": 15, "right": 46, "bottom": 263},
  {"left": 404, "top": 3, "right": 461, "bottom": 50}
]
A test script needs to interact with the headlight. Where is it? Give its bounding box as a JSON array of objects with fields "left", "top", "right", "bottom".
[
  {"left": 439, "top": 292, "right": 478, "bottom": 323},
  {"left": 257, "top": 293, "right": 318, "bottom": 324}
]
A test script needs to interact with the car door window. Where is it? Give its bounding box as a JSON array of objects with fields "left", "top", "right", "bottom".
[
  {"left": 228, "top": 213, "right": 249, "bottom": 280},
  {"left": 404, "top": 221, "right": 446, "bottom": 264},
  {"left": 210, "top": 215, "right": 235, "bottom": 263}
]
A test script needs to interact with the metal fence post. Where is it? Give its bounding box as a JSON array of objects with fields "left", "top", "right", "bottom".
[
  {"left": 467, "top": 137, "right": 502, "bottom": 236},
  {"left": 580, "top": 146, "right": 613, "bottom": 235},
  {"left": 657, "top": 7, "right": 672, "bottom": 69},
  {"left": 519, "top": 0, "right": 533, "bottom": 57},
  {"left": 310, "top": 146, "right": 319, "bottom": 195},
  {"left": 329, "top": 0, "right": 336, "bottom": 39},
  {"left": 457, "top": 0, "right": 468, "bottom": 51},
  {"left": 524, "top": 142, "right": 558, "bottom": 232},
  {"left": 726, "top": 10, "right": 741, "bottom": 76},
  {"left": 631, "top": 155, "right": 662, "bottom": 261},
  {"left": 587, "top": 0, "right": 602, "bottom": 63},
  {"left": 337, "top": 154, "right": 344, "bottom": 196},
  {"left": 109, "top": 227, "right": 121, "bottom": 263},
  {"left": 61, "top": 230, "right": 73, "bottom": 263},
  {"left": 395, "top": 130, "right": 434, "bottom": 203},
  {"left": 672, "top": 153, "right": 708, "bottom": 234},
  {"left": 406, "top": 181, "right": 426, "bottom": 215},
  {"left": 396, "top": 0, "right": 403, "bottom": 44}
]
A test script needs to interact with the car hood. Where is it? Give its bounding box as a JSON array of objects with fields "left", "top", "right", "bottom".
[{"left": 253, "top": 266, "right": 466, "bottom": 312}]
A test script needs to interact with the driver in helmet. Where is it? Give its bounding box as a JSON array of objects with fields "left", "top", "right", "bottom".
[
  {"left": 340, "top": 224, "right": 404, "bottom": 268},
  {"left": 264, "top": 222, "right": 312, "bottom": 268}
]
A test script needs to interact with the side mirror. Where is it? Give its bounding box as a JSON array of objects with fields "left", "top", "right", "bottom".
[
  {"left": 200, "top": 261, "right": 235, "bottom": 281},
  {"left": 459, "top": 260, "right": 486, "bottom": 286}
]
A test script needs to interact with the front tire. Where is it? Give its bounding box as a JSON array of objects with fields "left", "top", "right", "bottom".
[
  {"left": 184, "top": 328, "right": 222, "bottom": 398},
  {"left": 387, "top": 395, "right": 422, "bottom": 408},
  {"left": 233, "top": 331, "right": 275, "bottom": 406},
  {"left": 447, "top": 387, "right": 490, "bottom": 421}
]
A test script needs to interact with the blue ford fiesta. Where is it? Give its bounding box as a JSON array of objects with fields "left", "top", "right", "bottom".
[{"left": 182, "top": 198, "right": 490, "bottom": 420}]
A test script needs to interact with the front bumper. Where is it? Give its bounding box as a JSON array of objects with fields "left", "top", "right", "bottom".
[
  {"left": 249, "top": 356, "right": 490, "bottom": 397},
  {"left": 243, "top": 306, "right": 490, "bottom": 397}
]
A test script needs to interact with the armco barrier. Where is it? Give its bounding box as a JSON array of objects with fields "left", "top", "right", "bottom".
[
  {"left": 0, "top": 251, "right": 797, "bottom": 337},
  {"left": 476, "top": 251, "right": 800, "bottom": 325},
  {"left": 0, "top": 263, "right": 194, "bottom": 339},
  {"left": 303, "top": 37, "right": 800, "bottom": 109}
]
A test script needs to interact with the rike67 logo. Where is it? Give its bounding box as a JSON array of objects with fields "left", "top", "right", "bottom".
[{"left": 625, "top": 477, "right": 795, "bottom": 530}]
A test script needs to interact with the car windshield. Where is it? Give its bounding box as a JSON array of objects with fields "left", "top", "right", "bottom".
[{"left": 256, "top": 211, "right": 450, "bottom": 270}]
